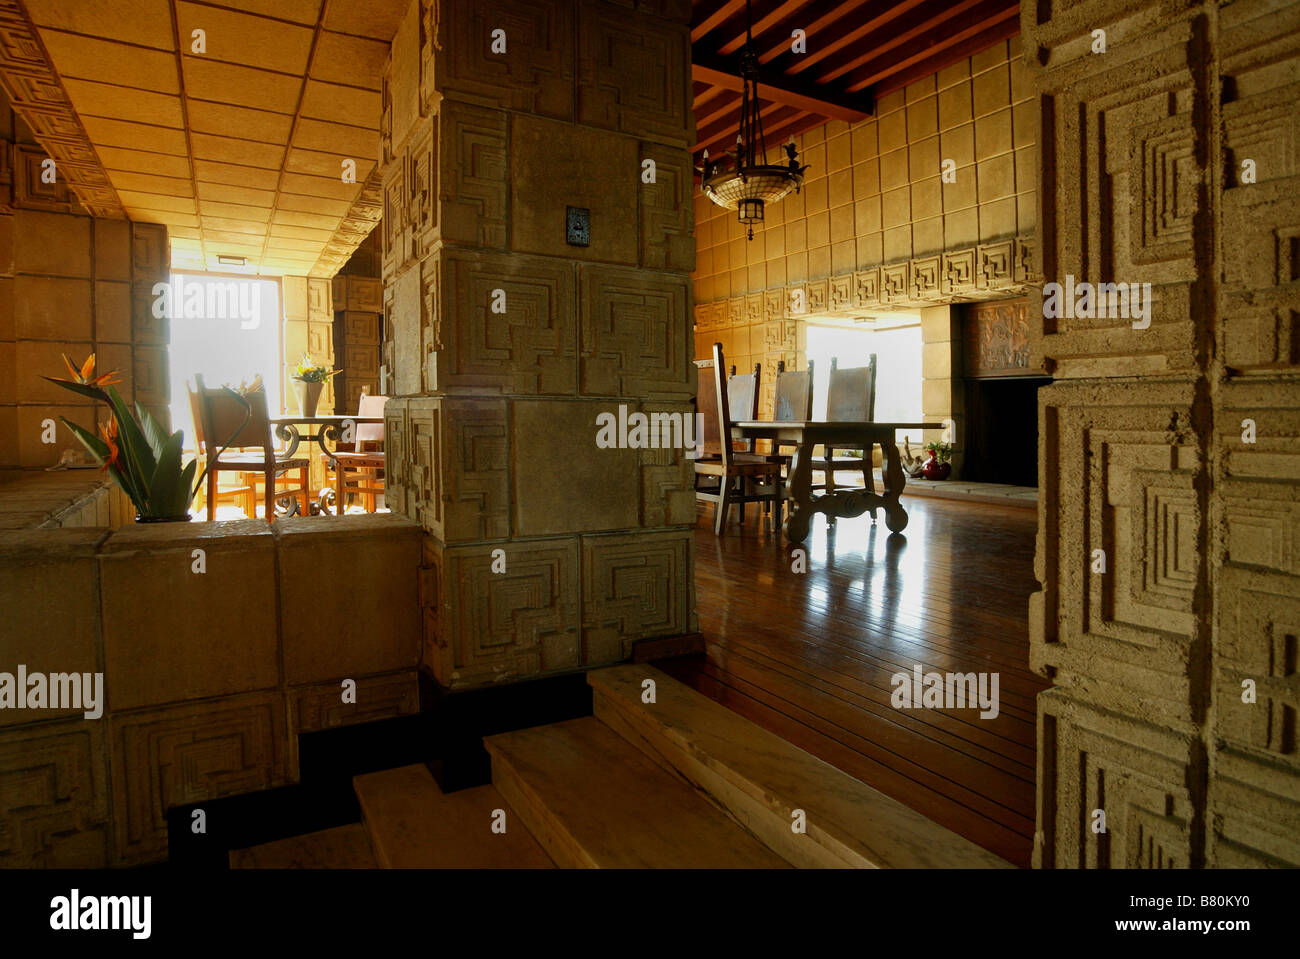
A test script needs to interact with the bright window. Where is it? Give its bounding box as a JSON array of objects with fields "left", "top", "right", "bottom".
[
  {"left": 805, "top": 322, "right": 924, "bottom": 446},
  {"left": 165, "top": 273, "right": 283, "bottom": 451}
]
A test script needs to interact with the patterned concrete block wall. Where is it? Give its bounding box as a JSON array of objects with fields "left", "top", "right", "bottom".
[
  {"left": 0, "top": 86, "right": 171, "bottom": 469},
  {"left": 1026, "top": 0, "right": 1300, "bottom": 867},
  {"left": 380, "top": 0, "right": 697, "bottom": 689},
  {"left": 0, "top": 514, "right": 422, "bottom": 867},
  {"left": 691, "top": 38, "right": 1038, "bottom": 391}
]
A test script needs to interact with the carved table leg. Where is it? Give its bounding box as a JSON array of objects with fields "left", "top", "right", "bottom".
[
  {"left": 881, "top": 437, "right": 910, "bottom": 533},
  {"left": 785, "top": 441, "right": 816, "bottom": 543}
]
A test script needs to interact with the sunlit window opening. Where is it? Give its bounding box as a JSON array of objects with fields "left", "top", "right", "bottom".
[
  {"left": 804, "top": 320, "right": 924, "bottom": 446},
  {"left": 165, "top": 273, "right": 283, "bottom": 453}
]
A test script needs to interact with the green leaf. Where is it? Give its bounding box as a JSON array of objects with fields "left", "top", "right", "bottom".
[
  {"left": 137, "top": 403, "right": 169, "bottom": 459},
  {"left": 146, "top": 429, "right": 186, "bottom": 516},
  {"left": 63, "top": 417, "right": 143, "bottom": 511},
  {"left": 103, "top": 385, "right": 156, "bottom": 483},
  {"left": 61, "top": 418, "right": 108, "bottom": 461},
  {"left": 179, "top": 457, "right": 199, "bottom": 514}
]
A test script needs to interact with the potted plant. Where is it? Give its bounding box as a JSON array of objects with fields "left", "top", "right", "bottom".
[
  {"left": 922, "top": 441, "right": 953, "bottom": 481},
  {"left": 44, "top": 354, "right": 250, "bottom": 523},
  {"left": 291, "top": 354, "right": 340, "bottom": 417}
]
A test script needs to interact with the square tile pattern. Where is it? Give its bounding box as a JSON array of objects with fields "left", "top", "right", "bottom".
[{"left": 25, "top": 0, "right": 408, "bottom": 276}]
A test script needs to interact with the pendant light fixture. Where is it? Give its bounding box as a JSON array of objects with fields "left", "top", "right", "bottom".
[{"left": 698, "top": 0, "right": 809, "bottom": 240}]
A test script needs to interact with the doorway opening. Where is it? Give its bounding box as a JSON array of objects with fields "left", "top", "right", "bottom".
[{"left": 164, "top": 272, "right": 283, "bottom": 451}]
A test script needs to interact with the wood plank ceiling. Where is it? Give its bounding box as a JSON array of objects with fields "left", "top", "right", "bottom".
[
  {"left": 18, "top": 0, "right": 409, "bottom": 276},
  {"left": 691, "top": 0, "right": 1022, "bottom": 159}
]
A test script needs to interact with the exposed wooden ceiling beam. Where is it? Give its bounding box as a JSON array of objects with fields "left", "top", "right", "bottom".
[
  {"left": 692, "top": 102, "right": 802, "bottom": 155},
  {"left": 760, "top": 0, "right": 928, "bottom": 72},
  {"left": 812, "top": 0, "right": 991, "bottom": 84},
  {"left": 760, "top": 112, "right": 828, "bottom": 152},
  {"left": 872, "top": 17, "right": 1021, "bottom": 97},
  {"left": 713, "top": 0, "right": 821, "bottom": 56},
  {"left": 691, "top": 57, "right": 872, "bottom": 122},
  {"left": 844, "top": 2, "right": 1020, "bottom": 92},
  {"left": 692, "top": 0, "right": 747, "bottom": 43},
  {"left": 694, "top": 90, "right": 746, "bottom": 131}
]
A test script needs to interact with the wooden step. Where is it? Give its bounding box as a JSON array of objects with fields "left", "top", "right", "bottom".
[
  {"left": 353, "top": 764, "right": 553, "bottom": 868},
  {"left": 588, "top": 664, "right": 1014, "bottom": 869},
  {"left": 229, "top": 824, "right": 377, "bottom": 869},
  {"left": 485, "top": 717, "right": 788, "bottom": 869}
]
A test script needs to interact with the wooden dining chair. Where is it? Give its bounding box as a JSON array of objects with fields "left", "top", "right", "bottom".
[
  {"left": 193, "top": 375, "right": 311, "bottom": 522},
  {"left": 186, "top": 381, "right": 255, "bottom": 519},
  {"left": 821, "top": 354, "right": 879, "bottom": 521},
  {"left": 694, "top": 342, "right": 784, "bottom": 535},
  {"left": 726, "top": 361, "right": 760, "bottom": 453},
  {"left": 322, "top": 391, "right": 387, "bottom": 514}
]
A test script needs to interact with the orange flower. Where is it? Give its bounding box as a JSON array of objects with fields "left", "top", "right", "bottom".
[
  {"left": 98, "top": 418, "right": 120, "bottom": 471},
  {"left": 58, "top": 353, "right": 122, "bottom": 388}
]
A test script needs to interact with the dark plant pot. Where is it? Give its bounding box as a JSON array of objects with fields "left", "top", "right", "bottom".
[
  {"left": 135, "top": 513, "right": 193, "bottom": 524},
  {"left": 293, "top": 379, "right": 324, "bottom": 417},
  {"left": 921, "top": 451, "right": 951, "bottom": 481}
]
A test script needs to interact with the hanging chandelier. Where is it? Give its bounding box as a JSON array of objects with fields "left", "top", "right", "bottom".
[{"left": 698, "top": 0, "right": 808, "bottom": 240}]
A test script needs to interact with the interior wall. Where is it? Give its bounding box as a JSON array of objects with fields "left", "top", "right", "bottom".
[
  {"left": 1027, "top": 0, "right": 1300, "bottom": 867},
  {"left": 692, "top": 37, "right": 1035, "bottom": 310},
  {"left": 0, "top": 87, "right": 170, "bottom": 471},
  {"left": 379, "top": 0, "right": 697, "bottom": 689},
  {"left": 692, "top": 39, "right": 1038, "bottom": 466}
]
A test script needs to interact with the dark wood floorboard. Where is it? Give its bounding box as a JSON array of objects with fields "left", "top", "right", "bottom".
[{"left": 660, "top": 494, "right": 1047, "bottom": 868}]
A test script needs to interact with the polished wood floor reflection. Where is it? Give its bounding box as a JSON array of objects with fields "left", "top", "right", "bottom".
[{"left": 660, "top": 495, "right": 1045, "bottom": 867}]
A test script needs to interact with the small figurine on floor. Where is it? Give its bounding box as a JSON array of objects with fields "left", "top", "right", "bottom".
[{"left": 900, "top": 438, "right": 926, "bottom": 478}]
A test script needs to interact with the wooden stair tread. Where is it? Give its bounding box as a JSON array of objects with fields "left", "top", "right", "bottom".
[
  {"left": 588, "top": 664, "right": 1013, "bottom": 869},
  {"left": 228, "top": 824, "right": 377, "bottom": 869},
  {"left": 354, "top": 764, "right": 553, "bottom": 868},
  {"left": 485, "top": 717, "right": 788, "bottom": 869}
]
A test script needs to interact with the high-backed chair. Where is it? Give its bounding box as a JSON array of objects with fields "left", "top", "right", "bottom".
[
  {"left": 726, "top": 361, "right": 760, "bottom": 453},
  {"left": 694, "top": 343, "right": 784, "bottom": 535},
  {"left": 766, "top": 358, "right": 816, "bottom": 495},
  {"left": 187, "top": 381, "right": 255, "bottom": 519},
  {"left": 193, "top": 375, "right": 310, "bottom": 522},
  {"left": 821, "top": 354, "right": 878, "bottom": 520},
  {"left": 323, "top": 391, "right": 387, "bottom": 514}
]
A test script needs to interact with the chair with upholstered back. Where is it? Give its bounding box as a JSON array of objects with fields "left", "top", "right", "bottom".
[
  {"left": 193, "top": 375, "right": 310, "bottom": 521},
  {"left": 820, "top": 354, "right": 879, "bottom": 521},
  {"left": 726, "top": 361, "right": 761, "bottom": 453},
  {"left": 767, "top": 358, "right": 815, "bottom": 477},
  {"left": 323, "top": 390, "right": 387, "bottom": 514},
  {"left": 694, "top": 342, "right": 783, "bottom": 535}
]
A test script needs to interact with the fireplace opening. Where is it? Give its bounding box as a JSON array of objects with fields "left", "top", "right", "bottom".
[
  {"left": 959, "top": 298, "right": 1047, "bottom": 488},
  {"left": 962, "top": 375, "right": 1049, "bottom": 487}
]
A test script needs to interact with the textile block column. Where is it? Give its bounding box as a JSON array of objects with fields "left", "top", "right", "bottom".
[
  {"left": 380, "top": 0, "right": 697, "bottom": 689},
  {"left": 1026, "top": 0, "right": 1300, "bottom": 867}
]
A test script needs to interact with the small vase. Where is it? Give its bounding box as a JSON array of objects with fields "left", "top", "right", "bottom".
[
  {"left": 921, "top": 451, "right": 951, "bottom": 481},
  {"left": 135, "top": 513, "right": 192, "bottom": 523},
  {"left": 293, "top": 379, "right": 324, "bottom": 417}
]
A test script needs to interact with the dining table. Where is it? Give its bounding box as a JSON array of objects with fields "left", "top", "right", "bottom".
[
  {"left": 731, "top": 420, "right": 943, "bottom": 542},
  {"left": 270, "top": 414, "right": 384, "bottom": 515}
]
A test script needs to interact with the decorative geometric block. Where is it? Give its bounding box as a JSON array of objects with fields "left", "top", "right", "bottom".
[
  {"left": 1030, "top": 379, "right": 1201, "bottom": 723},
  {"left": 0, "top": 719, "right": 108, "bottom": 868},
  {"left": 400, "top": 395, "right": 509, "bottom": 544},
  {"left": 439, "top": 100, "right": 506, "bottom": 248},
  {"left": 639, "top": 142, "right": 694, "bottom": 271},
  {"left": 431, "top": 248, "right": 577, "bottom": 394},
  {"left": 432, "top": 539, "right": 580, "bottom": 688},
  {"left": 1037, "top": 690, "right": 1195, "bottom": 869},
  {"left": 578, "top": 263, "right": 690, "bottom": 399},
  {"left": 577, "top": 0, "right": 690, "bottom": 145},
  {"left": 109, "top": 692, "right": 291, "bottom": 864},
  {"left": 433, "top": 0, "right": 575, "bottom": 120},
  {"left": 581, "top": 529, "right": 693, "bottom": 665}
]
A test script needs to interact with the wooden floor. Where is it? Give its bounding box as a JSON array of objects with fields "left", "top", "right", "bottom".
[{"left": 659, "top": 494, "right": 1046, "bottom": 867}]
